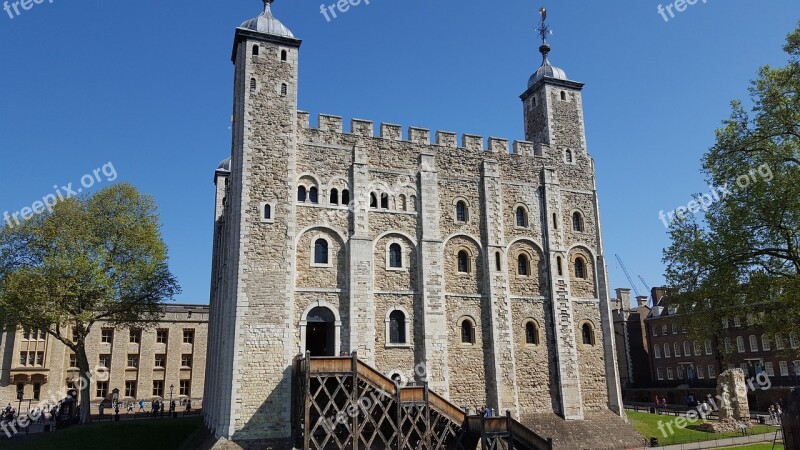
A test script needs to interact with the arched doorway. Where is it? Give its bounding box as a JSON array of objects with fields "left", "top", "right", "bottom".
[{"left": 305, "top": 307, "right": 336, "bottom": 357}]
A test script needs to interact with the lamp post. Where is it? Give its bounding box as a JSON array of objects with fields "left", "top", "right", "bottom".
[
  {"left": 169, "top": 384, "right": 175, "bottom": 418},
  {"left": 112, "top": 388, "right": 120, "bottom": 422},
  {"left": 17, "top": 389, "right": 23, "bottom": 419}
]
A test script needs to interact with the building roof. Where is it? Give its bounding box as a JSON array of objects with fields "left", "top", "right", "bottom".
[
  {"left": 239, "top": 0, "right": 294, "bottom": 39},
  {"left": 528, "top": 43, "right": 568, "bottom": 88},
  {"left": 217, "top": 157, "right": 231, "bottom": 173}
]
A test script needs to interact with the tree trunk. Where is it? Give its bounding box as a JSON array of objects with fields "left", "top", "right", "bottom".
[{"left": 76, "top": 345, "right": 92, "bottom": 424}]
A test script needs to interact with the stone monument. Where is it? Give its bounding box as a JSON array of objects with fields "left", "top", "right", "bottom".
[{"left": 699, "top": 369, "right": 752, "bottom": 433}]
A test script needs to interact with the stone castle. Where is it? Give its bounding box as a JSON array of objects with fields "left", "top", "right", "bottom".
[{"left": 204, "top": 1, "right": 626, "bottom": 446}]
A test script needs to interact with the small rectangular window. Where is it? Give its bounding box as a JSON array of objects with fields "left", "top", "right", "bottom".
[
  {"left": 101, "top": 329, "right": 113, "bottom": 343},
  {"left": 181, "top": 354, "right": 193, "bottom": 368},
  {"left": 183, "top": 329, "right": 195, "bottom": 344},
  {"left": 156, "top": 329, "right": 169, "bottom": 344},
  {"left": 129, "top": 329, "right": 141, "bottom": 344},
  {"left": 125, "top": 381, "right": 137, "bottom": 398},
  {"left": 155, "top": 354, "right": 166, "bottom": 368},
  {"left": 127, "top": 354, "right": 139, "bottom": 368},
  {"left": 179, "top": 380, "right": 191, "bottom": 397}
]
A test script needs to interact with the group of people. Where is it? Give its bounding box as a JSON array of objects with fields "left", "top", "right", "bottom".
[
  {"left": 768, "top": 403, "right": 783, "bottom": 425},
  {"left": 106, "top": 399, "right": 190, "bottom": 418},
  {"left": 653, "top": 395, "right": 669, "bottom": 414}
]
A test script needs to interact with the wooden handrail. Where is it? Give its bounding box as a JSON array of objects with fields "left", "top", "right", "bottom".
[{"left": 427, "top": 389, "right": 466, "bottom": 424}]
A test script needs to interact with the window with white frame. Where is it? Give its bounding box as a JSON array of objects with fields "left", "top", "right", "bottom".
[
  {"left": 746, "top": 314, "right": 755, "bottom": 326},
  {"left": 674, "top": 342, "right": 681, "bottom": 357},
  {"left": 708, "top": 365, "right": 717, "bottom": 379},
  {"left": 725, "top": 337, "right": 732, "bottom": 352},
  {"left": 653, "top": 327, "right": 658, "bottom": 337},
  {"left": 705, "top": 339, "right": 713, "bottom": 355},
  {"left": 664, "top": 343, "right": 671, "bottom": 358},
  {"left": 733, "top": 316, "right": 741, "bottom": 327},
  {"left": 722, "top": 317, "right": 729, "bottom": 329},
  {"left": 654, "top": 345, "right": 661, "bottom": 359},
  {"left": 684, "top": 342, "right": 691, "bottom": 356},
  {"left": 765, "top": 362, "right": 775, "bottom": 377},
  {"left": 793, "top": 361, "right": 800, "bottom": 375},
  {"left": 762, "top": 335, "right": 771, "bottom": 351},
  {"left": 260, "top": 202, "right": 274, "bottom": 223},
  {"left": 777, "top": 334, "right": 785, "bottom": 350},
  {"left": 693, "top": 341, "right": 701, "bottom": 356},
  {"left": 662, "top": 325, "right": 668, "bottom": 335},
  {"left": 312, "top": 237, "right": 331, "bottom": 267},
  {"left": 666, "top": 367, "right": 674, "bottom": 380},
  {"left": 749, "top": 335, "right": 759, "bottom": 352},
  {"left": 677, "top": 365, "right": 685, "bottom": 379},
  {"left": 740, "top": 362, "right": 750, "bottom": 376},
  {"left": 682, "top": 324, "right": 688, "bottom": 334},
  {"left": 697, "top": 366, "right": 705, "bottom": 379},
  {"left": 737, "top": 336, "right": 746, "bottom": 353},
  {"left": 780, "top": 361, "right": 789, "bottom": 376},
  {"left": 657, "top": 367, "right": 664, "bottom": 380},
  {"left": 386, "top": 308, "right": 409, "bottom": 346},
  {"left": 672, "top": 324, "right": 678, "bottom": 335},
  {"left": 791, "top": 333, "right": 799, "bottom": 349},
  {"left": 387, "top": 242, "right": 404, "bottom": 270}
]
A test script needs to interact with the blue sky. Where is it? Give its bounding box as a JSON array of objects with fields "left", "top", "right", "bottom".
[{"left": 0, "top": 0, "right": 796, "bottom": 305}]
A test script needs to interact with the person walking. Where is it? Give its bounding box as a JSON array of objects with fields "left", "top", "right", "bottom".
[{"left": 138, "top": 399, "right": 145, "bottom": 413}]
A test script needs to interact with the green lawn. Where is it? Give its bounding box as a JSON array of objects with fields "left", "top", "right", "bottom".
[
  {"left": 1, "top": 417, "right": 204, "bottom": 450},
  {"left": 626, "top": 410, "right": 778, "bottom": 446},
  {"left": 720, "top": 444, "right": 784, "bottom": 450}
]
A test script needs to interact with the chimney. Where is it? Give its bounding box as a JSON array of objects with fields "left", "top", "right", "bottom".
[
  {"left": 615, "top": 288, "right": 632, "bottom": 308},
  {"left": 636, "top": 296, "right": 649, "bottom": 308}
]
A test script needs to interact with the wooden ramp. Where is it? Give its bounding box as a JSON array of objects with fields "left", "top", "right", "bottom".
[{"left": 291, "top": 352, "right": 552, "bottom": 450}]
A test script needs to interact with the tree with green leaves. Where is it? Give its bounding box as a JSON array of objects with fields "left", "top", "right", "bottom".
[
  {"left": 663, "top": 22, "right": 800, "bottom": 356},
  {"left": 0, "top": 183, "right": 180, "bottom": 424}
]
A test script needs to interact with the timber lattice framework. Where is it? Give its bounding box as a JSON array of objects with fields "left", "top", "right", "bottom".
[{"left": 291, "top": 352, "right": 553, "bottom": 450}]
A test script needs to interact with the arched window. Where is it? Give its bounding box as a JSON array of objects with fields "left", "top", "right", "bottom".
[
  {"left": 389, "top": 243, "right": 402, "bottom": 269},
  {"left": 309, "top": 187, "right": 319, "bottom": 204},
  {"left": 674, "top": 342, "right": 681, "bottom": 357},
  {"left": 515, "top": 207, "right": 527, "bottom": 227},
  {"left": 762, "top": 335, "right": 771, "bottom": 351},
  {"left": 389, "top": 310, "right": 406, "bottom": 344},
  {"left": 329, "top": 188, "right": 339, "bottom": 205},
  {"left": 263, "top": 204, "right": 272, "bottom": 220},
  {"left": 409, "top": 195, "right": 417, "bottom": 212},
  {"left": 250, "top": 78, "right": 256, "bottom": 92},
  {"left": 341, "top": 189, "right": 350, "bottom": 206},
  {"left": 653, "top": 345, "right": 661, "bottom": 359},
  {"left": 560, "top": 91, "right": 567, "bottom": 101},
  {"left": 280, "top": 83, "right": 288, "bottom": 97},
  {"left": 280, "top": 49, "right": 287, "bottom": 61},
  {"left": 791, "top": 333, "right": 799, "bottom": 349},
  {"left": 398, "top": 194, "right": 407, "bottom": 211},
  {"left": 684, "top": 342, "right": 691, "bottom": 357},
  {"left": 565, "top": 149, "right": 573, "bottom": 163},
  {"left": 664, "top": 343, "right": 671, "bottom": 358},
  {"left": 455, "top": 201, "right": 467, "bottom": 222},
  {"left": 572, "top": 212, "right": 584, "bottom": 232},
  {"left": 704, "top": 339, "right": 713, "bottom": 355},
  {"left": 297, "top": 186, "right": 307, "bottom": 202},
  {"left": 736, "top": 336, "right": 746, "bottom": 353},
  {"left": 518, "top": 254, "right": 529, "bottom": 276},
  {"left": 749, "top": 335, "right": 759, "bottom": 352},
  {"left": 252, "top": 45, "right": 259, "bottom": 56},
  {"left": 461, "top": 320, "right": 475, "bottom": 344},
  {"left": 525, "top": 322, "right": 539, "bottom": 345},
  {"left": 314, "top": 239, "right": 329, "bottom": 265},
  {"left": 557, "top": 256, "right": 563, "bottom": 276},
  {"left": 495, "top": 252, "right": 501, "bottom": 271},
  {"left": 457, "top": 251, "right": 470, "bottom": 273},
  {"left": 693, "top": 341, "right": 701, "bottom": 356},
  {"left": 370, "top": 192, "right": 378, "bottom": 208},
  {"left": 574, "top": 258, "right": 586, "bottom": 279},
  {"left": 380, "top": 193, "right": 389, "bottom": 209},
  {"left": 581, "top": 323, "right": 594, "bottom": 345}
]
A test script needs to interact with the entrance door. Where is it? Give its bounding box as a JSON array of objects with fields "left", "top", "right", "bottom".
[{"left": 305, "top": 306, "right": 336, "bottom": 357}]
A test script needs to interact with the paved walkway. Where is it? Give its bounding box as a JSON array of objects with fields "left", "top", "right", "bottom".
[{"left": 655, "top": 430, "right": 781, "bottom": 449}]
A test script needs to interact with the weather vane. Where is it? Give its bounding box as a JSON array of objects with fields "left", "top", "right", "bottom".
[{"left": 537, "top": 7, "right": 553, "bottom": 45}]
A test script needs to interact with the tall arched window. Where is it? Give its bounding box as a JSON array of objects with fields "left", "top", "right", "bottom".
[
  {"left": 572, "top": 212, "right": 584, "bottom": 232},
  {"left": 341, "top": 189, "right": 350, "bottom": 206},
  {"left": 280, "top": 49, "right": 287, "bottom": 61},
  {"left": 461, "top": 320, "right": 475, "bottom": 344},
  {"left": 736, "top": 336, "right": 746, "bottom": 353},
  {"left": 704, "top": 339, "right": 713, "bottom": 355},
  {"left": 398, "top": 194, "right": 407, "bottom": 211},
  {"left": 525, "top": 322, "right": 539, "bottom": 345},
  {"left": 457, "top": 251, "right": 470, "bottom": 273},
  {"left": 314, "top": 239, "right": 329, "bottom": 265},
  {"left": 380, "top": 193, "right": 389, "bottom": 209},
  {"left": 370, "top": 192, "right": 378, "bottom": 208},
  {"left": 515, "top": 207, "right": 527, "bottom": 227},
  {"left": 329, "top": 188, "right": 339, "bottom": 205},
  {"left": 455, "top": 201, "right": 467, "bottom": 222},
  {"left": 664, "top": 343, "right": 671, "bottom": 358},
  {"left": 574, "top": 258, "right": 586, "bottom": 279},
  {"left": 582, "top": 323, "right": 594, "bottom": 345},
  {"left": 389, "top": 310, "right": 406, "bottom": 344},
  {"left": 674, "top": 342, "right": 681, "bottom": 357},
  {"left": 263, "top": 204, "right": 272, "bottom": 220},
  {"left": 518, "top": 254, "right": 529, "bottom": 276},
  {"left": 684, "top": 341, "right": 691, "bottom": 356},
  {"left": 297, "top": 186, "right": 307, "bottom": 202},
  {"left": 557, "top": 256, "right": 563, "bottom": 276},
  {"left": 389, "top": 243, "right": 402, "bottom": 269},
  {"left": 762, "top": 335, "right": 771, "bottom": 351},
  {"left": 749, "top": 335, "right": 759, "bottom": 352},
  {"left": 309, "top": 187, "right": 319, "bottom": 204}
]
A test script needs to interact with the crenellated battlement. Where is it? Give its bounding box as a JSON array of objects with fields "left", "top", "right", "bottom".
[{"left": 297, "top": 111, "right": 545, "bottom": 157}]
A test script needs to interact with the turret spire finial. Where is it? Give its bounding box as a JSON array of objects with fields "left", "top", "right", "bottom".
[
  {"left": 263, "top": 0, "right": 274, "bottom": 13},
  {"left": 537, "top": 7, "right": 553, "bottom": 63}
]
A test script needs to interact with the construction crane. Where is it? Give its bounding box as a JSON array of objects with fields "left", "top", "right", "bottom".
[
  {"left": 615, "top": 254, "right": 641, "bottom": 297},
  {"left": 637, "top": 275, "right": 651, "bottom": 296}
]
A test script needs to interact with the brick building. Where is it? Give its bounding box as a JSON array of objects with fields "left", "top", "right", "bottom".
[
  {"left": 644, "top": 291, "right": 800, "bottom": 388},
  {"left": 0, "top": 304, "right": 208, "bottom": 411},
  {"left": 203, "top": 2, "right": 634, "bottom": 447}
]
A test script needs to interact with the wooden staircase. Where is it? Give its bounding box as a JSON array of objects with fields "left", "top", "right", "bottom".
[{"left": 291, "top": 352, "right": 553, "bottom": 450}]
